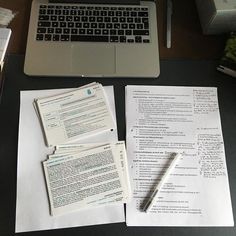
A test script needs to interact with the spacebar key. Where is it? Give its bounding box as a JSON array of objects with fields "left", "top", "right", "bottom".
[{"left": 71, "top": 35, "right": 109, "bottom": 42}]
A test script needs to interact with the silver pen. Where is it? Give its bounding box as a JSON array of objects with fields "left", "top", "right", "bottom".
[
  {"left": 217, "top": 65, "right": 236, "bottom": 78},
  {"left": 166, "top": 0, "right": 173, "bottom": 49},
  {"left": 143, "top": 152, "right": 182, "bottom": 213}
]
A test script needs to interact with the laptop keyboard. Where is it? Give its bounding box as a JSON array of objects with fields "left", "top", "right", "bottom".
[{"left": 36, "top": 4, "right": 150, "bottom": 43}]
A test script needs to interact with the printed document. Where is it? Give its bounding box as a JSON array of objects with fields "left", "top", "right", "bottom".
[
  {"left": 34, "top": 82, "right": 116, "bottom": 146},
  {"left": 43, "top": 142, "right": 131, "bottom": 216},
  {"left": 125, "top": 85, "right": 234, "bottom": 226},
  {"left": 51, "top": 141, "right": 131, "bottom": 202},
  {"left": 15, "top": 87, "right": 124, "bottom": 233}
]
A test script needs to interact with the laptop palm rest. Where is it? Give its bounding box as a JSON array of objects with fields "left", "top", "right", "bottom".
[{"left": 71, "top": 44, "right": 116, "bottom": 76}]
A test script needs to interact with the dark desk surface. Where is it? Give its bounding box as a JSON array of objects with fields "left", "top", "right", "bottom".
[
  {"left": 0, "top": 0, "right": 235, "bottom": 235},
  {"left": 0, "top": 55, "right": 236, "bottom": 235},
  {"left": 0, "top": 0, "right": 227, "bottom": 59}
]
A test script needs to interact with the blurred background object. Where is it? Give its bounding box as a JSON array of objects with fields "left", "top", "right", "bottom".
[{"left": 195, "top": 0, "right": 236, "bottom": 35}]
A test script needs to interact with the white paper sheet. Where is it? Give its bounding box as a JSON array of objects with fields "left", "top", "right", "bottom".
[
  {"left": 125, "top": 85, "right": 234, "bottom": 227},
  {"left": 15, "top": 87, "right": 125, "bottom": 233},
  {"left": 35, "top": 83, "right": 116, "bottom": 146}
]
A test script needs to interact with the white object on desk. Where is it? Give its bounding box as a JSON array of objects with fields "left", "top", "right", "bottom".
[
  {"left": 15, "top": 87, "right": 125, "bottom": 233},
  {"left": 0, "top": 28, "right": 11, "bottom": 69},
  {"left": 0, "top": 7, "right": 15, "bottom": 27},
  {"left": 143, "top": 153, "right": 182, "bottom": 213}
]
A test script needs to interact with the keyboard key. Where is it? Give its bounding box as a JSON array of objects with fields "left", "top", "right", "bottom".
[
  {"left": 50, "top": 16, "right": 56, "bottom": 21},
  {"left": 101, "top": 11, "right": 107, "bottom": 16},
  {"left": 120, "top": 36, "right": 126, "bottom": 42},
  {"left": 91, "top": 23, "right": 97, "bottom": 28},
  {"left": 102, "top": 29, "right": 109, "bottom": 35},
  {"left": 53, "top": 35, "right": 60, "bottom": 41},
  {"left": 89, "top": 16, "right": 96, "bottom": 22},
  {"left": 79, "top": 29, "right": 86, "bottom": 34},
  {"left": 47, "top": 28, "right": 54, "bottom": 33},
  {"left": 138, "top": 11, "right": 148, "bottom": 17},
  {"left": 135, "top": 36, "right": 142, "bottom": 43},
  {"left": 112, "top": 17, "right": 118, "bottom": 23},
  {"left": 38, "top": 21, "right": 50, "bottom": 27},
  {"left": 99, "top": 23, "right": 105, "bottom": 28},
  {"left": 45, "top": 34, "right": 52, "bottom": 41},
  {"left": 110, "top": 29, "right": 117, "bottom": 35},
  {"left": 137, "top": 24, "right": 143, "bottom": 29},
  {"left": 133, "top": 30, "right": 149, "bottom": 35},
  {"left": 110, "top": 36, "right": 119, "bottom": 42},
  {"left": 68, "top": 22, "right": 74, "bottom": 28},
  {"left": 118, "top": 30, "right": 124, "bottom": 35},
  {"left": 125, "top": 30, "right": 132, "bottom": 35},
  {"left": 106, "top": 23, "right": 112, "bottom": 29},
  {"left": 82, "top": 16, "right": 88, "bottom": 22},
  {"left": 120, "top": 17, "right": 125, "bottom": 23},
  {"left": 52, "top": 22, "right": 58, "bottom": 27},
  {"left": 63, "top": 9, "right": 69, "bottom": 15},
  {"left": 55, "top": 28, "right": 62, "bottom": 34},
  {"left": 97, "top": 17, "right": 103, "bottom": 22},
  {"left": 76, "top": 22, "right": 82, "bottom": 28},
  {"left": 93, "top": 11, "right": 99, "bottom": 16},
  {"left": 37, "top": 28, "right": 46, "bottom": 33},
  {"left": 39, "top": 9, "right": 46, "bottom": 15},
  {"left": 130, "top": 12, "right": 137, "bottom": 17},
  {"left": 127, "top": 17, "right": 133, "bottom": 23},
  {"left": 121, "top": 23, "right": 128, "bottom": 29},
  {"left": 71, "top": 29, "right": 78, "bottom": 34},
  {"left": 38, "top": 15, "right": 49, "bottom": 21},
  {"left": 108, "top": 11, "right": 115, "bottom": 16},
  {"left": 61, "top": 35, "right": 70, "bottom": 41},
  {"left": 78, "top": 10, "right": 84, "bottom": 15},
  {"left": 74, "top": 16, "right": 80, "bottom": 21},
  {"left": 58, "top": 16, "right": 65, "bottom": 21},
  {"left": 87, "top": 29, "right": 93, "bottom": 34},
  {"left": 104, "top": 17, "right": 111, "bottom": 23},
  {"left": 95, "top": 29, "right": 101, "bottom": 35},
  {"left": 66, "top": 16, "right": 73, "bottom": 21},
  {"left": 85, "top": 10, "right": 92, "bottom": 16},
  {"left": 114, "top": 23, "right": 120, "bottom": 29},
  {"left": 70, "top": 10, "right": 77, "bottom": 15},
  {"left": 60, "top": 22, "right": 66, "bottom": 27},
  {"left": 129, "top": 24, "right": 135, "bottom": 29},
  {"left": 55, "top": 9, "right": 61, "bottom": 15},
  {"left": 83, "top": 23, "right": 90, "bottom": 28},
  {"left": 36, "top": 34, "right": 44, "bottom": 40},
  {"left": 47, "top": 9, "right": 54, "bottom": 15},
  {"left": 63, "top": 28, "right": 70, "bottom": 34},
  {"left": 71, "top": 35, "right": 109, "bottom": 42},
  {"left": 143, "top": 39, "right": 150, "bottom": 43}
]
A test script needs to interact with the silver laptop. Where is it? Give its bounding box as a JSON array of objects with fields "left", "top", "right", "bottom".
[{"left": 24, "top": 0, "right": 160, "bottom": 77}]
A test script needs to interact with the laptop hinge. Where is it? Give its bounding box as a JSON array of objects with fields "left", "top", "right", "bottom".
[{"left": 49, "top": 0, "right": 140, "bottom": 5}]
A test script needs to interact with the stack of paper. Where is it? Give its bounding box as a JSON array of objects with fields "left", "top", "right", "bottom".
[
  {"left": 32, "top": 82, "right": 131, "bottom": 218},
  {"left": 44, "top": 142, "right": 131, "bottom": 216},
  {"left": 0, "top": 28, "right": 11, "bottom": 70},
  {"left": 0, "top": 7, "right": 15, "bottom": 27},
  {"left": 34, "top": 82, "right": 116, "bottom": 146},
  {"left": 16, "top": 86, "right": 127, "bottom": 233}
]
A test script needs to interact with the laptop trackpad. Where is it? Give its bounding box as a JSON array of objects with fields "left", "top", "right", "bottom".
[{"left": 71, "top": 44, "right": 116, "bottom": 76}]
